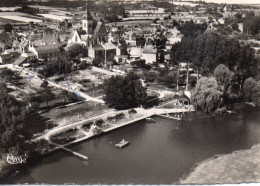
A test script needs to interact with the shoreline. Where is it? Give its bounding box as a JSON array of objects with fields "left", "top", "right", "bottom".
[
  {"left": 180, "top": 143, "right": 260, "bottom": 184},
  {"left": 44, "top": 107, "right": 193, "bottom": 155},
  {"left": 1, "top": 105, "right": 258, "bottom": 184}
]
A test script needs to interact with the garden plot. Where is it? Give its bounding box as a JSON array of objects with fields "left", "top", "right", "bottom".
[{"left": 50, "top": 69, "right": 108, "bottom": 97}]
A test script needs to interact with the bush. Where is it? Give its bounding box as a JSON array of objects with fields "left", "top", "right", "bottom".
[{"left": 54, "top": 76, "right": 64, "bottom": 82}]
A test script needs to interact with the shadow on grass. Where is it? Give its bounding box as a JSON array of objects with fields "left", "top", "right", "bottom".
[{"left": 24, "top": 112, "right": 57, "bottom": 135}]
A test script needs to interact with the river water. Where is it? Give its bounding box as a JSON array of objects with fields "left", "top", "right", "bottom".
[{"left": 6, "top": 107, "right": 260, "bottom": 184}]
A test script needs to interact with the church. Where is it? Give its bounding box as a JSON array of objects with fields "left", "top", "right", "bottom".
[{"left": 68, "top": 5, "right": 120, "bottom": 64}]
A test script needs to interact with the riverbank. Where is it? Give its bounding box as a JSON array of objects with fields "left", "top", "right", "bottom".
[{"left": 180, "top": 144, "right": 260, "bottom": 184}]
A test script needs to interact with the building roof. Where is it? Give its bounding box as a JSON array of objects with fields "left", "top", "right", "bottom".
[
  {"left": 129, "top": 47, "right": 142, "bottom": 57},
  {"left": 142, "top": 46, "right": 157, "bottom": 54},
  {"left": 0, "top": 54, "right": 12, "bottom": 59},
  {"left": 177, "top": 93, "right": 190, "bottom": 102},
  {"left": 102, "top": 42, "right": 116, "bottom": 50},
  {"left": 19, "top": 40, "right": 29, "bottom": 48},
  {"left": 93, "top": 45, "right": 104, "bottom": 51},
  {"left": 13, "top": 56, "right": 27, "bottom": 66},
  {"left": 34, "top": 44, "right": 60, "bottom": 54}
]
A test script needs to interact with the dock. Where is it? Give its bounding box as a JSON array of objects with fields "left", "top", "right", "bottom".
[
  {"left": 156, "top": 114, "right": 182, "bottom": 121},
  {"left": 51, "top": 142, "right": 88, "bottom": 161}
]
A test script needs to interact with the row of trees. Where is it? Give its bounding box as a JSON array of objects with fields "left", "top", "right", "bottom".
[
  {"left": 171, "top": 32, "right": 258, "bottom": 91},
  {"left": 192, "top": 63, "right": 260, "bottom": 112},
  {"left": 0, "top": 82, "right": 32, "bottom": 155},
  {"left": 191, "top": 64, "right": 238, "bottom": 112}
]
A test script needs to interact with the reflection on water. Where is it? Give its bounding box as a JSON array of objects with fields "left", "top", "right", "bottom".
[{"left": 6, "top": 107, "right": 260, "bottom": 184}]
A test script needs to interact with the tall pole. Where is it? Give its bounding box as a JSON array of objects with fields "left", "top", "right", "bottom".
[
  {"left": 176, "top": 62, "right": 179, "bottom": 91},
  {"left": 186, "top": 61, "right": 189, "bottom": 91}
]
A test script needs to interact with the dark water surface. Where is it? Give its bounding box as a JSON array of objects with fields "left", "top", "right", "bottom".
[{"left": 9, "top": 108, "right": 260, "bottom": 184}]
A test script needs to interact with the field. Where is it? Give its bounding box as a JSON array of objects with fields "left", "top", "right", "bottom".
[
  {"left": 108, "top": 20, "right": 153, "bottom": 27},
  {"left": 0, "top": 15, "right": 42, "bottom": 23},
  {"left": 0, "top": 12, "right": 43, "bottom": 24},
  {"left": 38, "top": 14, "right": 72, "bottom": 21},
  {"left": 0, "top": 17, "right": 23, "bottom": 24}
]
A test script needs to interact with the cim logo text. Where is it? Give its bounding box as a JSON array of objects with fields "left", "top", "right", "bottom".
[{"left": 6, "top": 154, "right": 27, "bottom": 164}]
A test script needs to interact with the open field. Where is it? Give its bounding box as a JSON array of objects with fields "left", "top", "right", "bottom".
[
  {"left": 0, "top": 17, "right": 23, "bottom": 24},
  {"left": 0, "top": 15, "right": 42, "bottom": 23},
  {"left": 108, "top": 20, "right": 153, "bottom": 27},
  {"left": 0, "top": 12, "right": 43, "bottom": 23},
  {"left": 38, "top": 14, "right": 72, "bottom": 21}
]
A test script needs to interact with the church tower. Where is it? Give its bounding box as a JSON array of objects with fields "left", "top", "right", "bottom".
[{"left": 82, "top": 3, "right": 93, "bottom": 34}]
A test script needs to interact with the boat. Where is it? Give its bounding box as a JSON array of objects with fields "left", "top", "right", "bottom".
[
  {"left": 146, "top": 117, "right": 155, "bottom": 123},
  {"left": 115, "top": 139, "right": 129, "bottom": 148}
]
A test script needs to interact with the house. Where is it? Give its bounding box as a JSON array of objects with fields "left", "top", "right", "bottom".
[
  {"left": 141, "top": 46, "right": 157, "bottom": 64},
  {"left": 28, "top": 43, "right": 64, "bottom": 62},
  {"left": 0, "top": 53, "right": 12, "bottom": 64},
  {"left": 88, "top": 42, "right": 117, "bottom": 63},
  {"left": 68, "top": 30, "right": 89, "bottom": 46},
  {"left": 238, "top": 23, "right": 244, "bottom": 32}
]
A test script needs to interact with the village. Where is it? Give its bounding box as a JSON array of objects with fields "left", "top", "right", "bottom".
[{"left": 0, "top": 0, "right": 260, "bottom": 184}]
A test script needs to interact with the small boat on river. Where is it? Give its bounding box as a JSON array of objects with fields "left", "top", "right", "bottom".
[
  {"left": 146, "top": 117, "right": 155, "bottom": 123},
  {"left": 115, "top": 139, "right": 129, "bottom": 148}
]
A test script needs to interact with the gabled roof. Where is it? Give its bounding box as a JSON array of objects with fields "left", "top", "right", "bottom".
[
  {"left": 41, "top": 34, "right": 60, "bottom": 45},
  {"left": 19, "top": 40, "right": 29, "bottom": 48},
  {"left": 102, "top": 42, "right": 116, "bottom": 50},
  {"left": 0, "top": 54, "right": 12, "bottom": 59},
  {"left": 34, "top": 44, "right": 60, "bottom": 54},
  {"left": 92, "top": 22, "right": 108, "bottom": 39},
  {"left": 77, "top": 30, "right": 87, "bottom": 38}
]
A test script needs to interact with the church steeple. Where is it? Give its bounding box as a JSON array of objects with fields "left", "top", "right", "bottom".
[{"left": 82, "top": 3, "right": 93, "bottom": 34}]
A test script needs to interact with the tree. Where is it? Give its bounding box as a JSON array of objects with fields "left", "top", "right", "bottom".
[
  {"left": 40, "top": 80, "right": 48, "bottom": 88},
  {"left": 214, "top": 64, "right": 232, "bottom": 92},
  {"left": 4, "top": 23, "right": 13, "bottom": 33},
  {"left": 59, "top": 90, "right": 75, "bottom": 104},
  {"left": 243, "top": 77, "right": 256, "bottom": 102},
  {"left": 103, "top": 72, "right": 147, "bottom": 110},
  {"left": 178, "top": 20, "right": 207, "bottom": 38},
  {"left": 191, "top": 77, "right": 222, "bottom": 113},
  {"left": 234, "top": 12, "right": 242, "bottom": 20},
  {"left": 67, "top": 44, "right": 84, "bottom": 59},
  {"left": 153, "top": 18, "right": 160, "bottom": 23},
  {"left": 0, "top": 81, "right": 31, "bottom": 154},
  {"left": 252, "top": 80, "right": 260, "bottom": 105}
]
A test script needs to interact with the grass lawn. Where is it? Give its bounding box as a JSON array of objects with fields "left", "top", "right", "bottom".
[
  {"left": 180, "top": 144, "right": 260, "bottom": 184},
  {"left": 41, "top": 101, "right": 110, "bottom": 127}
]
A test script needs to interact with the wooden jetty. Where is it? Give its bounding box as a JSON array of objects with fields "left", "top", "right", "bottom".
[
  {"left": 51, "top": 142, "right": 88, "bottom": 161},
  {"left": 156, "top": 114, "right": 182, "bottom": 121}
]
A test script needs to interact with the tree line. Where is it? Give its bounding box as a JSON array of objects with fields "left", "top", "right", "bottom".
[{"left": 171, "top": 31, "right": 260, "bottom": 112}]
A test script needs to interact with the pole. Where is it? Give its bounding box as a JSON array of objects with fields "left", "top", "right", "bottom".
[
  {"left": 186, "top": 61, "right": 189, "bottom": 91},
  {"left": 177, "top": 62, "right": 179, "bottom": 91},
  {"left": 105, "top": 49, "right": 107, "bottom": 65}
]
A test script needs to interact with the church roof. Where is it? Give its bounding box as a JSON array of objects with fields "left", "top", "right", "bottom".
[{"left": 82, "top": 5, "right": 93, "bottom": 20}]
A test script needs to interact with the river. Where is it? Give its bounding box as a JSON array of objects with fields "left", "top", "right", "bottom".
[{"left": 4, "top": 106, "right": 260, "bottom": 184}]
